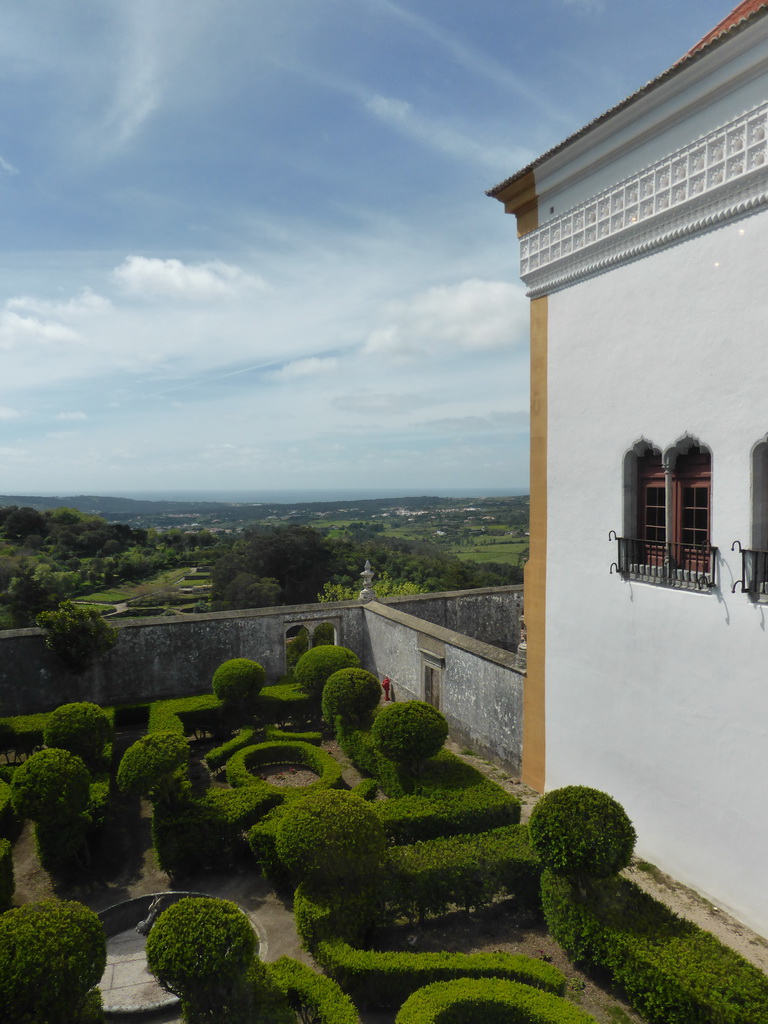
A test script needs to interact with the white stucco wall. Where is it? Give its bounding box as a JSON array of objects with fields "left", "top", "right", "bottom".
[{"left": 544, "top": 213, "right": 768, "bottom": 936}]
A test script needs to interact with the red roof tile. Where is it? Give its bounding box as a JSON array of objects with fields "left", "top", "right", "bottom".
[{"left": 684, "top": 1, "right": 768, "bottom": 60}]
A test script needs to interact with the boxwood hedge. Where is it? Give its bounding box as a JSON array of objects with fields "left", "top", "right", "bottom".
[{"left": 268, "top": 955, "right": 360, "bottom": 1024}]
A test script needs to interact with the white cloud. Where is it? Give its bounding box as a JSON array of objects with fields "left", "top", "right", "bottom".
[
  {"left": 0, "top": 407, "right": 20, "bottom": 420},
  {"left": 8, "top": 288, "right": 112, "bottom": 318},
  {"left": 363, "top": 279, "right": 526, "bottom": 359},
  {"left": 0, "top": 310, "right": 82, "bottom": 349},
  {"left": 56, "top": 411, "right": 88, "bottom": 421},
  {"left": 112, "top": 256, "right": 269, "bottom": 301},
  {"left": 268, "top": 357, "right": 339, "bottom": 381},
  {"left": 0, "top": 156, "right": 18, "bottom": 176}
]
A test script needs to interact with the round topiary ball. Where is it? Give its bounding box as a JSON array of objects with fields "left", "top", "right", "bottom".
[
  {"left": 275, "top": 789, "right": 386, "bottom": 891},
  {"left": 321, "top": 667, "right": 381, "bottom": 727},
  {"left": 528, "top": 785, "right": 636, "bottom": 882},
  {"left": 146, "top": 897, "right": 258, "bottom": 1017},
  {"left": 212, "top": 658, "right": 266, "bottom": 707},
  {"left": 0, "top": 898, "right": 106, "bottom": 1024},
  {"left": 371, "top": 700, "right": 448, "bottom": 772},
  {"left": 11, "top": 748, "right": 91, "bottom": 824},
  {"left": 43, "top": 701, "right": 111, "bottom": 771},
  {"left": 294, "top": 645, "right": 360, "bottom": 700}
]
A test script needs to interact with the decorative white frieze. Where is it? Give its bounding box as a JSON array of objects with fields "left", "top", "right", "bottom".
[{"left": 521, "top": 102, "right": 768, "bottom": 297}]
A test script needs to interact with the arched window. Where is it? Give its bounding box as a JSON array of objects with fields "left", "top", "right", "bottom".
[{"left": 616, "top": 437, "right": 714, "bottom": 588}]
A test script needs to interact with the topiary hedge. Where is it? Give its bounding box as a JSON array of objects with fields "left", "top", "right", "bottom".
[
  {"left": 43, "top": 701, "right": 113, "bottom": 772},
  {"left": 528, "top": 786, "right": 636, "bottom": 886},
  {"left": 372, "top": 701, "right": 449, "bottom": 774},
  {"left": 257, "top": 681, "right": 314, "bottom": 728},
  {"left": 212, "top": 658, "right": 265, "bottom": 715},
  {"left": 276, "top": 789, "right": 387, "bottom": 893},
  {"left": 294, "top": 645, "right": 360, "bottom": 701},
  {"left": 146, "top": 896, "right": 260, "bottom": 1021},
  {"left": 541, "top": 870, "right": 768, "bottom": 1024},
  {"left": 0, "top": 712, "right": 51, "bottom": 764},
  {"left": 0, "top": 837, "right": 14, "bottom": 912},
  {"left": 148, "top": 695, "right": 222, "bottom": 738},
  {"left": 225, "top": 741, "right": 343, "bottom": 791},
  {"left": 321, "top": 668, "right": 381, "bottom": 728},
  {"left": 117, "top": 730, "right": 189, "bottom": 808},
  {"left": 383, "top": 824, "right": 541, "bottom": 923},
  {"left": 394, "top": 976, "right": 600, "bottom": 1024},
  {"left": 268, "top": 955, "right": 360, "bottom": 1024},
  {"left": 0, "top": 899, "right": 106, "bottom": 1024}
]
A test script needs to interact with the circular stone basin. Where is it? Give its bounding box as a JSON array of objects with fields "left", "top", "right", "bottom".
[
  {"left": 255, "top": 762, "right": 320, "bottom": 786},
  {"left": 98, "top": 891, "right": 259, "bottom": 1018}
]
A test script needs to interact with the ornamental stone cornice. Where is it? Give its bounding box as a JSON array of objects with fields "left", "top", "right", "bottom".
[{"left": 520, "top": 102, "right": 768, "bottom": 297}]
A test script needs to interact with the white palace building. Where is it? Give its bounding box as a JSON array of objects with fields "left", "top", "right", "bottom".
[{"left": 490, "top": 1, "right": 768, "bottom": 938}]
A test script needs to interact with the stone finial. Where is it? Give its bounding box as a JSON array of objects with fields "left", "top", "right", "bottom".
[
  {"left": 516, "top": 617, "right": 527, "bottom": 672},
  {"left": 359, "top": 560, "right": 376, "bottom": 603}
]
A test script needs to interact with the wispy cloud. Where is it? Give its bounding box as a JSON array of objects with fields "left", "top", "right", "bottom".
[
  {"left": 56, "top": 411, "right": 88, "bottom": 421},
  {"left": 0, "top": 407, "right": 21, "bottom": 420},
  {"left": 366, "top": 94, "right": 530, "bottom": 169},
  {"left": 363, "top": 279, "right": 527, "bottom": 359},
  {"left": 112, "top": 256, "right": 269, "bottom": 301},
  {"left": 0, "top": 156, "right": 18, "bottom": 176},
  {"left": 0, "top": 311, "right": 82, "bottom": 349},
  {"left": 268, "top": 357, "right": 339, "bottom": 381},
  {"left": 8, "top": 289, "right": 111, "bottom": 318}
]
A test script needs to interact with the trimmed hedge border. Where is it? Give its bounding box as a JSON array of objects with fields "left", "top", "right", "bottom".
[
  {"left": 383, "top": 824, "right": 540, "bottom": 922},
  {"left": 0, "top": 837, "right": 14, "bottom": 912},
  {"left": 541, "top": 869, "right": 768, "bottom": 1024},
  {"left": 148, "top": 695, "right": 221, "bottom": 737},
  {"left": 226, "top": 741, "right": 343, "bottom": 791},
  {"left": 394, "top": 977, "right": 600, "bottom": 1024},
  {"left": 268, "top": 955, "right": 360, "bottom": 1024}
]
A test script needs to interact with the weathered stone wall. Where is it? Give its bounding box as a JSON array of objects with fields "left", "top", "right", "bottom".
[
  {"left": 362, "top": 600, "right": 524, "bottom": 774},
  {"left": 0, "top": 587, "right": 524, "bottom": 773},
  {"left": 381, "top": 586, "right": 523, "bottom": 652}
]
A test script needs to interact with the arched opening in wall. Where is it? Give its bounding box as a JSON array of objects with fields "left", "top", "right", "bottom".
[
  {"left": 624, "top": 439, "right": 665, "bottom": 555},
  {"left": 751, "top": 436, "right": 768, "bottom": 551},
  {"left": 311, "top": 621, "right": 336, "bottom": 647},
  {"left": 285, "top": 625, "right": 309, "bottom": 674}
]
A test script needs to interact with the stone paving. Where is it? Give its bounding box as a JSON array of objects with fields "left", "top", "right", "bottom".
[{"left": 99, "top": 927, "right": 177, "bottom": 1015}]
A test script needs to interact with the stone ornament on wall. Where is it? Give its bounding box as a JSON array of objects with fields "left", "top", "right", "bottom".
[{"left": 521, "top": 101, "right": 768, "bottom": 297}]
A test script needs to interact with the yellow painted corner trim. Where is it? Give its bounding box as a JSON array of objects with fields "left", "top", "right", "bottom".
[{"left": 522, "top": 294, "right": 547, "bottom": 793}]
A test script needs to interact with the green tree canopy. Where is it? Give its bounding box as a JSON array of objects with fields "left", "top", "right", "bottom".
[
  {"left": 321, "top": 667, "right": 381, "bottom": 728},
  {"left": 146, "top": 896, "right": 261, "bottom": 1023},
  {"left": 117, "top": 731, "right": 189, "bottom": 807},
  {"left": 43, "top": 701, "right": 112, "bottom": 771},
  {"left": 294, "top": 644, "right": 360, "bottom": 700},
  {"left": 11, "top": 748, "right": 91, "bottom": 824},
  {"left": 0, "top": 899, "right": 106, "bottom": 1024},
  {"left": 37, "top": 600, "right": 118, "bottom": 672},
  {"left": 528, "top": 785, "right": 636, "bottom": 885},
  {"left": 275, "top": 789, "right": 386, "bottom": 892},
  {"left": 371, "top": 700, "right": 448, "bottom": 773}
]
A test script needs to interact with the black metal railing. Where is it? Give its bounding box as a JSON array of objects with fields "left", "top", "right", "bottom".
[
  {"left": 609, "top": 534, "right": 716, "bottom": 590},
  {"left": 731, "top": 541, "right": 768, "bottom": 595}
]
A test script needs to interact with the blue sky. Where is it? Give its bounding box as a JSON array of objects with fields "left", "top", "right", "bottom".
[{"left": 0, "top": 0, "right": 734, "bottom": 496}]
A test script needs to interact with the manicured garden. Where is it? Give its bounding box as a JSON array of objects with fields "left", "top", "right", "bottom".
[{"left": 0, "top": 645, "right": 766, "bottom": 1023}]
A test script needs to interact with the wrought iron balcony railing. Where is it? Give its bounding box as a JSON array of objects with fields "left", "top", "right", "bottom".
[
  {"left": 609, "top": 534, "right": 717, "bottom": 590},
  {"left": 731, "top": 541, "right": 768, "bottom": 596}
]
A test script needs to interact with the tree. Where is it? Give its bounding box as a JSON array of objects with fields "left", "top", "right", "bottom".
[
  {"left": 37, "top": 601, "right": 118, "bottom": 673},
  {"left": 321, "top": 667, "right": 381, "bottom": 728},
  {"left": 294, "top": 645, "right": 360, "bottom": 702},
  {"left": 117, "top": 731, "right": 189, "bottom": 807},
  {"left": 212, "top": 658, "right": 265, "bottom": 724},
  {"left": 371, "top": 700, "right": 448, "bottom": 773},
  {"left": 8, "top": 561, "right": 59, "bottom": 625},
  {"left": 0, "top": 899, "right": 106, "bottom": 1024},
  {"left": 43, "top": 701, "right": 112, "bottom": 772},
  {"left": 317, "top": 573, "right": 425, "bottom": 602},
  {"left": 275, "top": 789, "right": 386, "bottom": 892},
  {"left": 528, "top": 786, "right": 636, "bottom": 889},
  {"left": 10, "top": 747, "right": 92, "bottom": 868},
  {"left": 146, "top": 896, "right": 264, "bottom": 1024}
]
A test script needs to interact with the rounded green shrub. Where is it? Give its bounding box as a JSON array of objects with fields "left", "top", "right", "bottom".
[
  {"left": 275, "top": 789, "right": 386, "bottom": 891},
  {"left": 528, "top": 785, "right": 636, "bottom": 883},
  {"left": 117, "top": 731, "right": 189, "bottom": 807},
  {"left": 146, "top": 896, "right": 262, "bottom": 1021},
  {"left": 43, "top": 701, "right": 112, "bottom": 771},
  {"left": 212, "top": 658, "right": 266, "bottom": 709},
  {"left": 294, "top": 645, "right": 360, "bottom": 700},
  {"left": 321, "top": 667, "right": 381, "bottom": 727},
  {"left": 11, "top": 747, "right": 90, "bottom": 823},
  {"left": 0, "top": 898, "right": 106, "bottom": 1024},
  {"left": 372, "top": 700, "right": 448, "bottom": 772}
]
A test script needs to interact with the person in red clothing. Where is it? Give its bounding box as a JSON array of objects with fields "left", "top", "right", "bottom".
[{"left": 381, "top": 676, "right": 391, "bottom": 701}]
